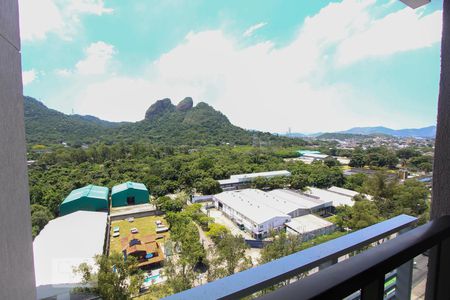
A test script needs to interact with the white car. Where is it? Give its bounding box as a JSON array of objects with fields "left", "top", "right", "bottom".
[
  {"left": 131, "top": 228, "right": 138, "bottom": 234},
  {"left": 113, "top": 232, "right": 120, "bottom": 238}
]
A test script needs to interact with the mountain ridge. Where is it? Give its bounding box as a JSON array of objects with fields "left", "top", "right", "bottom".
[
  {"left": 286, "top": 125, "right": 436, "bottom": 139},
  {"left": 24, "top": 96, "right": 304, "bottom": 147}
]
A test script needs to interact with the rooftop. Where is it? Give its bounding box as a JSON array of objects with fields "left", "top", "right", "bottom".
[
  {"left": 327, "top": 186, "right": 359, "bottom": 198},
  {"left": 285, "top": 214, "right": 334, "bottom": 234},
  {"left": 61, "top": 185, "right": 109, "bottom": 204},
  {"left": 214, "top": 190, "right": 291, "bottom": 224},
  {"left": 229, "top": 170, "right": 291, "bottom": 180},
  {"left": 236, "top": 189, "right": 306, "bottom": 215},
  {"left": 303, "top": 187, "right": 354, "bottom": 207},
  {"left": 33, "top": 211, "right": 108, "bottom": 299},
  {"left": 111, "top": 181, "right": 148, "bottom": 194},
  {"left": 268, "top": 189, "right": 332, "bottom": 209}
]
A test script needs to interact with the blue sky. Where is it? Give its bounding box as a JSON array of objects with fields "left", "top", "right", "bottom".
[{"left": 20, "top": 0, "right": 443, "bottom": 133}]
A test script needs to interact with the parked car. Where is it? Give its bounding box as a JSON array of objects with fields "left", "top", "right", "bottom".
[
  {"left": 131, "top": 228, "right": 138, "bottom": 234},
  {"left": 113, "top": 232, "right": 120, "bottom": 237}
]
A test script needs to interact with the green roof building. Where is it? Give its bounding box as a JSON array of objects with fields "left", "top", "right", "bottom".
[
  {"left": 59, "top": 185, "right": 109, "bottom": 216},
  {"left": 111, "top": 182, "right": 150, "bottom": 207}
]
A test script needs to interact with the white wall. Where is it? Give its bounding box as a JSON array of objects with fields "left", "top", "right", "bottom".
[{"left": 0, "top": 0, "right": 37, "bottom": 298}]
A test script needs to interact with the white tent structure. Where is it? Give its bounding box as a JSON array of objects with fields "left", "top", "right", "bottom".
[{"left": 33, "top": 211, "right": 108, "bottom": 299}]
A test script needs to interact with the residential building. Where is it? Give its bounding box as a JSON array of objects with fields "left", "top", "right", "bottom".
[
  {"left": 121, "top": 235, "right": 165, "bottom": 269},
  {"left": 0, "top": 1, "right": 36, "bottom": 297}
]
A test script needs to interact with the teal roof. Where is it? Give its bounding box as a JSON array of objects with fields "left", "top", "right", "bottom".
[
  {"left": 111, "top": 182, "right": 148, "bottom": 195},
  {"left": 62, "top": 185, "right": 109, "bottom": 204}
]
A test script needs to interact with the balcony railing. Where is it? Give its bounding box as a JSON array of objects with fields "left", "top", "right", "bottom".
[{"left": 163, "top": 214, "right": 447, "bottom": 300}]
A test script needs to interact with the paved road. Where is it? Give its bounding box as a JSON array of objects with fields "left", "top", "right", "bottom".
[{"left": 412, "top": 254, "right": 428, "bottom": 299}]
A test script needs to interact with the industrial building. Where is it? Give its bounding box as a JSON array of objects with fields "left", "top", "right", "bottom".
[
  {"left": 303, "top": 187, "right": 355, "bottom": 208},
  {"left": 111, "top": 181, "right": 150, "bottom": 207},
  {"left": 327, "top": 186, "right": 373, "bottom": 200},
  {"left": 285, "top": 214, "right": 335, "bottom": 240},
  {"left": 268, "top": 189, "right": 332, "bottom": 216},
  {"left": 218, "top": 170, "right": 291, "bottom": 191},
  {"left": 213, "top": 190, "right": 291, "bottom": 239},
  {"left": 59, "top": 185, "right": 109, "bottom": 216},
  {"left": 33, "top": 211, "right": 108, "bottom": 299}
]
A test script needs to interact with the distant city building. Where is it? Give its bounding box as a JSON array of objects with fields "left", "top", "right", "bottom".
[
  {"left": 33, "top": 211, "right": 108, "bottom": 299},
  {"left": 111, "top": 182, "right": 150, "bottom": 207},
  {"left": 59, "top": 185, "right": 109, "bottom": 216},
  {"left": 218, "top": 170, "right": 291, "bottom": 191}
]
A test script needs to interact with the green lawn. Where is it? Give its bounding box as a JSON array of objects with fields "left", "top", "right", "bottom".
[{"left": 110, "top": 215, "right": 170, "bottom": 254}]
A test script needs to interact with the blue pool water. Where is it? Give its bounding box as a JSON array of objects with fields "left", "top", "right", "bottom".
[{"left": 144, "top": 274, "right": 160, "bottom": 283}]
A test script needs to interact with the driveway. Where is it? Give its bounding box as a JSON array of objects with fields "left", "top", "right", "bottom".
[{"left": 207, "top": 208, "right": 253, "bottom": 240}]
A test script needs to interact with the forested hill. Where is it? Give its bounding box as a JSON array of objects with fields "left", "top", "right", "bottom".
[{"left": 24, "top": 96, "right": 305, "bottom": 147}]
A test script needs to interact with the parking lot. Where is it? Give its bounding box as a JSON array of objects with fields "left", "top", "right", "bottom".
[
  {"left": 207, "top": 208, "right": 253, "bottom": 240},
  {"left": 109, "top": 215, "right": 170, "bottom": 254}
]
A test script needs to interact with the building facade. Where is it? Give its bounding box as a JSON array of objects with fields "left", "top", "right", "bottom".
[
  {"left": 59, "top": 185, "right": 109, "bottom": 216},
  {"left": 111, "top": 181, "right": 150, "bottom": 207},
  {"left": 0, "top": 1, "right": 37, "bottom": 298}
]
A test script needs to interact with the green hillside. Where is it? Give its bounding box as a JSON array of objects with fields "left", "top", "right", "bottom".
[{"left": 24, "top": 96, "right": 305, "bottom": 147}]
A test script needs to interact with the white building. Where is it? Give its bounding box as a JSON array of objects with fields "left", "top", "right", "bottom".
[
  {"left": 213, "top": 190, "right": 291, "bottom": 239},
  {"left": 303, "top": 187, "right": 355, "bottom": 208},
  {"left": 33, "top": 211, "right": 108, "bottom": 299},
  {"left": 301, "top": 153, "right": 330, "bottom": 160},
  {"left": 285, "top": 214, "right": 336, "bottom": 240},
  {"left": 233, "top": 189, "right": 309, "bottom": 218},
  {"left": 267, "top": 189, "right": 332, "bottom": 216},
  {"left": 218, "top": 170, "right": 291, "bottom": 191},
  {"left": 327, "top": 186, "right": 373, "bottom": 201}
]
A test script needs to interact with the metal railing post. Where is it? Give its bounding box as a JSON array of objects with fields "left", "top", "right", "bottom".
[
  {"left": 318, "top": 258, "right": 338, "bottom": 270},
  {"left": 395, "top": 227, "right": 414, "bottom": 299},
  {"left": 425, "top": 237, "right": 450, "bottom": 299},
  {"left": 361, "top": 276, "right": 384, "bottom": 300}
]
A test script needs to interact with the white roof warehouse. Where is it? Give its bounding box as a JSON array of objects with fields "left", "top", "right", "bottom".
[
  {"left": 213, "top": 190, "right": 291, "bottom": 239},
  {"left": 33, "top": 211, "right": 108, "bottom": 299}
]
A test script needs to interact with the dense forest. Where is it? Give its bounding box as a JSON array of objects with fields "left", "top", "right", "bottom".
[{"left": 28, "top": 143, "right": 431, "bottom": 237}]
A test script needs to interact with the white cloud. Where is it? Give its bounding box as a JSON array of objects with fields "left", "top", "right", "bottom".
[
  {"left": 336, "top": 8, "right": 442, "bottom": 66},
  {"left": 57, "top": 0, "right": 441, "bottom": 132},
  {"left": 243, "top": 22, "right": 267, "bottom": 37},
  {"left": 19, "top": 0, "right": 113, "bottom": 41},
  {"left": 67, "top": 0, "right": 114, "bottom": 15},
  {"left": 22, "top": 69, "right": 37, "bottom": 86},
  {"left": 55, "top": 68, "right": 72, "bottom": 77},
  {"left": 75, "top": 41, "right": 116, "bottom": 75}
]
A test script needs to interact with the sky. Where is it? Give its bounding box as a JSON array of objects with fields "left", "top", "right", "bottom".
[{"left": 20, "top": 0, "right": 443, "bottom": 133}]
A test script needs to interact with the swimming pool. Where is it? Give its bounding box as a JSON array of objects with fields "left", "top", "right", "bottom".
[{"left": 144, "top": 274, "right": 160, "bottom": 284}]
